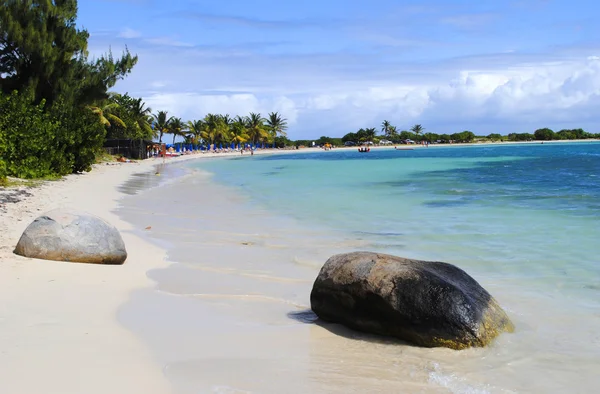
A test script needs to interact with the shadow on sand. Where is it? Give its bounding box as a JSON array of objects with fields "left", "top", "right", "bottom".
[{"left": 287, "top": 309, "right": 412, "bottom": 347}]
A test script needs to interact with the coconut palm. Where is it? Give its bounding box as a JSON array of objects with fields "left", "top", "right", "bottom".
[
  {"left": 186, "top": 119, "right": 204, "bottom": 145},
  {"left": 202, "top": 114, "right": 230, "bottom": 146},
  {"left": 388, "top": 125, "right": 398, "bottom": 140},
  {"left": 152, "top": 110, "right": 173, "bottom": 143},
  {"left": 127, "top": 97, "right": 153, "bottom": 139},
  {"left": 230, "top": 116, "right": 249, "bottom": 146},
  {"left": 381, "top": 120, "right": 391, "bottom": 137},
  {"left": 266, "top": 112, "right": 288, "bottom": 138},
  {"left": 245, "top": 112, "right": 269, "bottom": 145},
  {"left": 411, "top": 124, "right": 424, "bottom": 138},
  {"left": 169, "top": 117, "right": 185, "bottom": 145},
  {"left": 88, "top": 100, "right": 126, "bottom": 129},
  {"left": 364, "top": 127, "right": 377, "bottom": 142}
]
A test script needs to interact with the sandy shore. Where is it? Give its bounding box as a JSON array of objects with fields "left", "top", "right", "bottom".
[
  {"left": 0, "top": 147, "right": 319, "bottom": 394},
  {"left": 1, "top": 140, "right": 597, "bottom": 393},
  {"left": 0, "top": 155, "right": 206, "bottom": 394}
]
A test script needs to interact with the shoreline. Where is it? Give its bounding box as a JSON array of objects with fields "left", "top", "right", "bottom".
[
  {"left": 1, "top": 139, "right": 598, "bottom": 392},
  {"left": 0, "top": 149, "right": 306, "bottom": 393},
  {"left": 0, "top": 158, "right": 184, "bottom": 393}
]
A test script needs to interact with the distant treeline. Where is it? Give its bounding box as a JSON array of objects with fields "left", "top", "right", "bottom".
[{"left": 283, "top": 123, "right": 599, "bottom": 148}]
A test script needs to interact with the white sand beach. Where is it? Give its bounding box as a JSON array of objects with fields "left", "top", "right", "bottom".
[
  {"left": 2, "top": 141, "right": 599, "bottom": 393},
  {"left": 0, "top": 159, "right": 175, "bottom": 393},
  {"left": 0, "top": 149, "right": 328, "bottom": 394}
]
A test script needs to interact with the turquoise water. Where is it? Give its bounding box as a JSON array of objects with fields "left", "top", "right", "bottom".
[
  {"left": 195, "top": 143, "right": 600, "bottom": 294},
  {"left": 117, "top": 142, "right": 600, "bottom": 393}
]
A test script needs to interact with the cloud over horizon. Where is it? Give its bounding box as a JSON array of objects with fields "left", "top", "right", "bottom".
[{"left": 81, "top": 0, "right": 600, "bottom": 138}]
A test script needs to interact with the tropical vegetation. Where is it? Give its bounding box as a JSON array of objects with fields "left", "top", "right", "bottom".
[
  {"left": 0, "top": 0, "right": 289, "bottom": 184},
  {"left": 1, "top": 1, "right": 599, "bottom": 186}
]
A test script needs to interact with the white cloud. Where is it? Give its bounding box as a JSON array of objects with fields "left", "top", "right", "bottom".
[
  {"left": 144, "top": 93, "right": 299, "bottom": 125},
  {"left": 108, "top": 38, "right": 600, "bottom": 136},
  {"left": 143, "top": 37, "right": 193, "bottom": 47},
  {"left": 118, "top": 28, "right": 142, "bottom": 39}
]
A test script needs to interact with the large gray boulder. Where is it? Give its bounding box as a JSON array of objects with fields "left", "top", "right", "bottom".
[
  {"left": 14, "top": 209, "right": 127, "bottom": 265},
  {"left": 310, "top": 252, "right": 514, "bottom": 349}
]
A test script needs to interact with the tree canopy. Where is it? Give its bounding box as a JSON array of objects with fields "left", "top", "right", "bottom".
[{"left": 0, "top": 0, "right": 137, "bottom": 107}]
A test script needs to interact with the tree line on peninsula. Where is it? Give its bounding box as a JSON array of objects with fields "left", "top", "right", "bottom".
[{"left": 300, "top": 121, "right": 600, "bottom": 147}]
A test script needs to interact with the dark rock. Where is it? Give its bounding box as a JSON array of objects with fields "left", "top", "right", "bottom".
[
  {"left": 310, "top": 251, "right": 514, "bottom": 349},
  {"left": 13, "top": 209, "right": 127, "bottom": 265}
]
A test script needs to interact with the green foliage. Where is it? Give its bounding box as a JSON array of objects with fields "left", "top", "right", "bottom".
[
  {"left": 451, "top": 131, "right": 475, "bottom": 143},
  {"left": 106, "top": 93, "right": 153, "bottom": 140},
  {"left": 0, "top": 90, "right": 63, "bottom": 178},
  {"left": 266, "top": 112, "right": 288, "bottom": 139},
  {"left": 0, "top": 90, "right": 104, "bottom": 178},
  {"left": 0, "top": 0, "right": 137, "bottom": 107},
  {"left": 507, "top": 133, "right": 534, "bottom": 141},
  {"left": 274, "top": 135, "right": 292, "bottom": 148},
  {"left": 342, "top": 132, "right": 358, "bottom": 143},
  {"left": 487, "top": 133, "right": 503, "bottom": 141},
  {"left": 534, "top": 128, "right": 555, "bottom": 141},
  {"left": 52, "top": 101, "right": 106, "bottom": 173}
]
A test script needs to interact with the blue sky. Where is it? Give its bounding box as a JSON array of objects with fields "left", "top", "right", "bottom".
[{"left": 81, "top": 0, "right": 600, "bottom": 138}]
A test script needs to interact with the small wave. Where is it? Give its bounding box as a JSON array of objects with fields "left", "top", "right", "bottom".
[
  {"left": 291, "top": 256, "right": 322, "bottom": 268},
  {"left": 356, "top": 231, "right": 404, "bottom": 237},
  {"left": 428, "top": 362, "right": 493, "bottom": 394}
]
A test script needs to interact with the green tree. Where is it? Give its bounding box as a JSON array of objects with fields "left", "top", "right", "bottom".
[
  {"left": 534, "top": 128, "right": 555, "bottom": 141},
  {"left": 169, "top": 117, "right": 185, "bottom": 145},
  {"left": 381, "top": 120, "right": 391, "bottom": 137},
  {"left": 87, "top": 98, "right": 126, "bottom": 129},
  {"left": 411, "top": 124, "right": 424, "bottom": 139},
  {"left": 186, "top": 119, "right": 204, "bottom": 145},
  {"left": 266, "top": 112, "right": 288, "bottom": 142},
  {"left": 0, "top": 0, "right": 137, "bottom": 107},
  {"left": 342, "top": 132, "right": 358, "bottom": 144},
  {"left": 487, "top": 133, "right": 503, "bottom": 142},
  {"left": 230, "top": 116, "right": 249, "bottom": 146},
  {"left": 125, "top": 96, "right": 153, "bottom": 140},
  {"left": 246, "top": 113, "right": 268, "bottom": 145},
  {"left": 152, "top": 110, "right": 172, "bottom": 143},
  {"left": 364, "top": 127, "right": 377, "bottom": 142},
  {"left": 388, "top": 125, "right": 398, "bottom": 141}
]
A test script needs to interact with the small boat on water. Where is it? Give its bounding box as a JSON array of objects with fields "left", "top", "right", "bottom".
[
  {"left": 395, "top": 146, "right": 414, "bottom": 151},
  {"left": 358, "top": 146, "right": 370, "bottom": 152}
]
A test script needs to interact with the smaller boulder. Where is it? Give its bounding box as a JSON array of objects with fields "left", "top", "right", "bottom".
[
  {"left": 310, "top": 252, "right": 514, "bottom": 349},
  {"left": 14, "top": 209, "right": 127, "bottom": 265}
]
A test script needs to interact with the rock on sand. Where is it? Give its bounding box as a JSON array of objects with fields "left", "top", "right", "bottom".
[
  {"left": 13, "top": 209, "right": 127, "bottom": 265},
  {"left": 310, "top": 251, "right": 514, "bottom": 349}
]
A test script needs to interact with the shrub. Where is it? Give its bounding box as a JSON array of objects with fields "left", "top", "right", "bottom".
[{"left": 0, "top": 90, "right": 106, "bottom": 179}]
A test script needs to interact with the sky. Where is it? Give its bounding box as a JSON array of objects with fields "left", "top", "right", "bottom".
[{"left": 80, "top": 0, "right": 600, "bottom": 138}]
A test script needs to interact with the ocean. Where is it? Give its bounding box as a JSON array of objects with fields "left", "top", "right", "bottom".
[{"left": 117, "top": 142, "right": 600, "bottom": 393}]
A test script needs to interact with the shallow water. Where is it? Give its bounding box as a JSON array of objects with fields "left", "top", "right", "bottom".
[{"left": 117, "top": 142, "right": 600, "bottom": 393}]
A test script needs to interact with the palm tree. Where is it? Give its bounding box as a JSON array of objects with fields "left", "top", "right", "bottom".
[
  {"left": 230, "top": 116, "right": 249, "bottom": 146},
  {"left": 411, "top": 124, "right": 424, "bottom": 138},
  {"left": 127, "top": 97, "right": 153, "bottom": 139},
  {"left": 381, "top": 120, "right": 391, "bottom": 138},
  {"left": 246, "top": 112, "right": 269, "bottom": 145},
  {"left": 88, "top": 100, "right": 126, "bottom": 129},
  {"left": 266, "top": 112, "right": 288, "bottom": 139},
  {"left": 186, "top": 119, "right": 204, "bottom": 145},
  {"left": 365, "top": 127, "right": 377, "bottom": 142},
  {"left": 202, "top": 114, "right": 229, "bottom": 146},
  {"left": 153, "top": 110, "right": 173, "bottom": 143},
  {"left": 388, "top": 125, "right": 398, "bottom": 140},
  {"left": 169, "top": 117, "right": 185, "bottom": 145}
]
